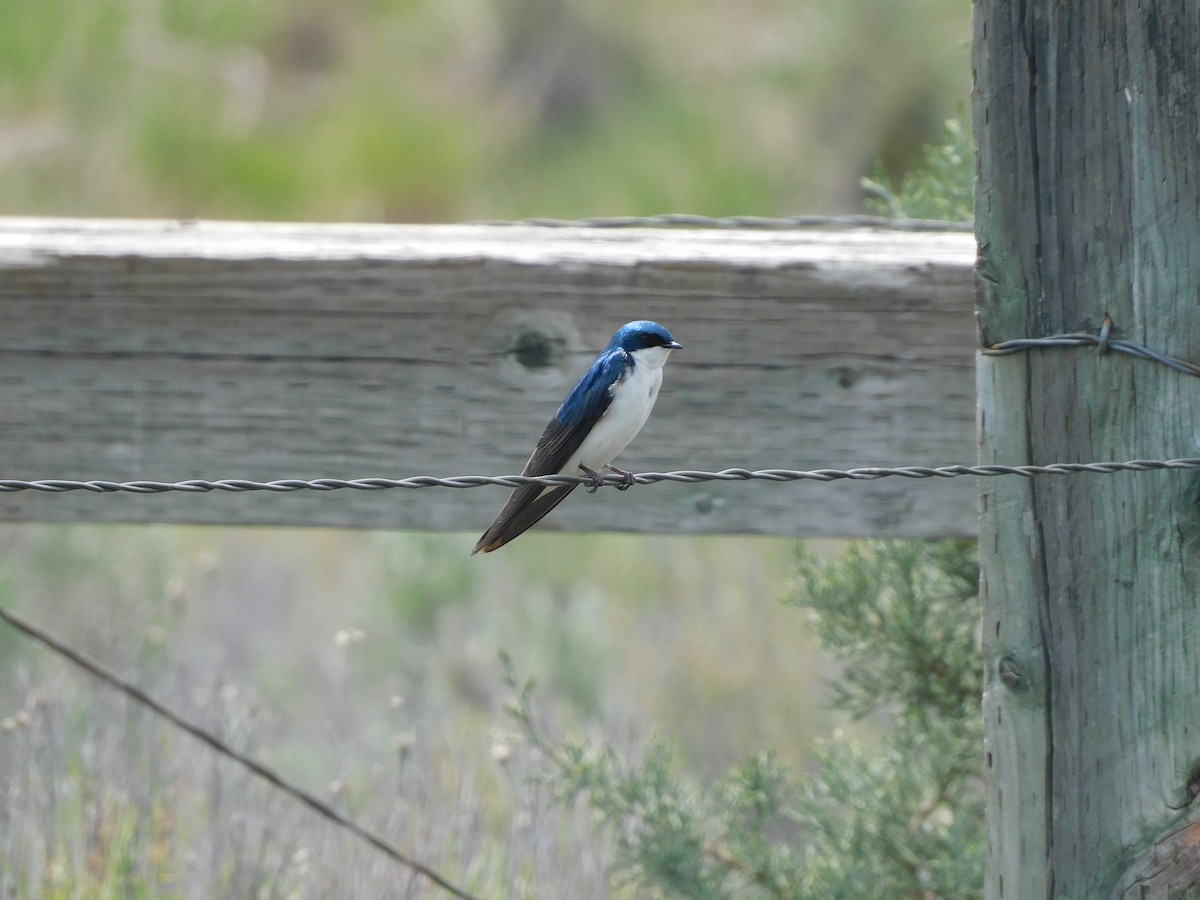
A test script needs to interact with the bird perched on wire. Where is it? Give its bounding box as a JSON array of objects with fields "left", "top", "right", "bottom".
[{"left": 472, "top": 320, "right": 682, "bottom": 555}]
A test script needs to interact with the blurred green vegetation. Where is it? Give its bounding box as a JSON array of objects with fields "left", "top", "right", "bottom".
[{"left": 0, "top": 0, "right": 970, "bottom": 221}]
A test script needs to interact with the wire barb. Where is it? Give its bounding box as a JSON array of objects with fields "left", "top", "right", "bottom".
[
  {"left": 0, "top": 603, "right": 481, "bottom": 900},
  {"left": 3, "top": 458, "right": 1200, "bottom": 495}
]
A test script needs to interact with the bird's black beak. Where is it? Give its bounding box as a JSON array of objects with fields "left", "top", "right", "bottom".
[{"left": 667, "top": 341, "right": 683, "bottom": 350}]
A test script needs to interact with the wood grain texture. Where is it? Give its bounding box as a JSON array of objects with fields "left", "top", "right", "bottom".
[
  {"left": 1113, "top": 821, "right": 1200, "bottom": 900},
  {"left": 975, "top": 4, "right": 1200, "bottom": 897},
  {"left": 0, "top": 218, "right": 976, "bottom": 535}
]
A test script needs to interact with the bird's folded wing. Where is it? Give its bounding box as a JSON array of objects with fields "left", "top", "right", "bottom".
[
  {"left": 471, "top": 349, "right": 628, "bottom": 554},
  {"left": 533, "top": 347, "right": 628, "bottom": 469}
]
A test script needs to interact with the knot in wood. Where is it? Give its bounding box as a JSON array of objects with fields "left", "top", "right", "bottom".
[
  {"left": 831, "top": 366, "right": 859, "bottom": 389},
  {"left": 998, "top": 654, "right": 1027, "bottom": 691},
  {"left": 511, "top": 330, "right": 558, "bottom": 370}
]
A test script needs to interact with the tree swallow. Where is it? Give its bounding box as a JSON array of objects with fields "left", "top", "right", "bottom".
[{"left": 472, "top": 320, "right": 682, "bottom": 554}]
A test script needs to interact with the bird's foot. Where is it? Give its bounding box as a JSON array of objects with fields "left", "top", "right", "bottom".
[
  {"left": 605, "top": 464, "right": 635, "bottom": 491},
  {"left": 579, "top": 464, "right": 606, "bottom": 493}
]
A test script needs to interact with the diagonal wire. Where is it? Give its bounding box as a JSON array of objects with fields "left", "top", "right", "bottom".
[
  {"left": 3, "top": 458, "right": 1200, "bottom": 495},
  {"left": 0, "top": 602, "right": 481, "bottom": 900}
]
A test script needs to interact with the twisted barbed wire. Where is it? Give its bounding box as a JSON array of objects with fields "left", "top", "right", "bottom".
[
  {"left": 471, "top": 213, "right": 974, "bottom": 232},
  {"left": 4, "top": 458, "right": 1200, "bottom": 495},
  {"left": 983, "top": 313, "right": 1200, "bottom": 378},
  {"left": 0, "top": 601, "right": 481, "bottom": 900}
]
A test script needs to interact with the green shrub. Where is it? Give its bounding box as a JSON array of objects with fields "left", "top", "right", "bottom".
[
  {"left": 504, "top": 540, "right": 985, "bottom": 899},
  {"left": 862, "top": 117, "right": 974, "bottom": 222}
]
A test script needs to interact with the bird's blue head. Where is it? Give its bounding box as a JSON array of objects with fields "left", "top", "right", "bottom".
[{"left": 606, "top": 320, "right": 683, "bottom": 354}]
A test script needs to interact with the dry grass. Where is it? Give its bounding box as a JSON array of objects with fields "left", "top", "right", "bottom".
[{"left": 0, "top": 525, "right": 828, "bottom": 896}]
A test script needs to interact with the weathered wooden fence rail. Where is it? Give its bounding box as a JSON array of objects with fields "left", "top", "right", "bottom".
[{"left": 0, "top": 218, "right": 976, "bottom": 535}]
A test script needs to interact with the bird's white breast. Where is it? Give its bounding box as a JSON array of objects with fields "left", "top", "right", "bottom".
[{"left": 561, "top": 353, "right": 666, "bottom": 474}]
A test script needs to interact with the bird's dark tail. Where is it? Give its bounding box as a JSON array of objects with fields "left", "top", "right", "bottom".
[{"left": 471, "top": 484, "right": 578, "bottom": 554}]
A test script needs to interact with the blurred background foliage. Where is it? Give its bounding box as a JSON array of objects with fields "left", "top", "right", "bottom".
[
  {"left": 0, "top": 0, "right": 969, "bottom": 221},
  {"left": 0, "top": 0, "right": 974, "bottom": 896}
]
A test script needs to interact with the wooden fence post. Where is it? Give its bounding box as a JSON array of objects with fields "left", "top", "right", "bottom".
[{"left": 975, "top": 4, "right": 1200, "bottom": 896}]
